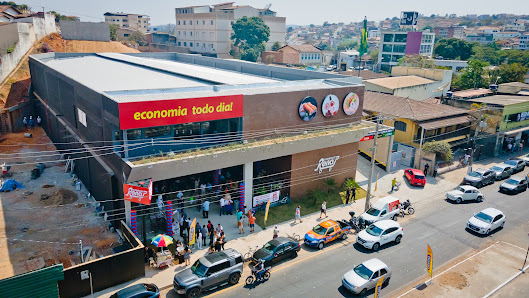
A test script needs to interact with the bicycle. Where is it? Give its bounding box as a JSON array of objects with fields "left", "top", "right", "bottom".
[
  {"left": 286, "top": 232, "right": 301, "bottom": 242},
  {"left": 244, "top": 245, "right": 259, "bottom": 261}
]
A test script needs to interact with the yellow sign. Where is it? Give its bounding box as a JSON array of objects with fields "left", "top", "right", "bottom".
[
  {"left": 189, "top": 218, "right": 196, "bottom": 245},
  {"left": 427, "top": 244, "right": 433, "bottom": 278},
  {"left": 374, "top": 276, "right": 384, "bottom": 298},
  {"left": 264, "top": 199, "right": 271, "bottom": 224},
  {"left": 374, "top": 172, "right": 380, "bottom": 192}
]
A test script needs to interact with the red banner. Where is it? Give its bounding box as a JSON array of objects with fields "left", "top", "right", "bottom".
[
  {"left": 118, "top": 95, "right": 244, "bottom": 130},
  {"left": 123, "top": 180, "right": 153, "bottom": 205}
]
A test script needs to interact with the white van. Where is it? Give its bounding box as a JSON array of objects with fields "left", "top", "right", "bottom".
[{"left": 360, "top": 196, "right": 400, "bottom": 225}]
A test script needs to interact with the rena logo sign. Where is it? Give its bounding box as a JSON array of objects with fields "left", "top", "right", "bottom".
[
  {"left": 126, "top": 188, "right": 148, "bottom": 201},
  {"left": 314, "top": 156, "right": 340, "bottom": 173}
]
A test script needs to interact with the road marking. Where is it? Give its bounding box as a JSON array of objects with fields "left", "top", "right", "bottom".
[
  {"left": 500, "top": 241, "right": 528, "bottom": 252},
  {"left": 398, "top": 215, "right": 416, "bottom": 224},
  {"left": 205, "top": 239, "right": 353, "bottom": 297},
  {"left": 483, "top": 262, "right": 529, "bottom": 298},
  {"left": 418, "top": 232, "right": 435, "bottom": 240},
  {"left": 395, "top": 241, "right": 500, "bottom": 298}
]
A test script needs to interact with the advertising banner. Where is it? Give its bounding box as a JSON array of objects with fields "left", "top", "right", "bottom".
[
  {"left": 264, "top": 199, "right": 271, "bottom": 224},
  {"left": 360, "top": 129, "right": 395, "bottom": 142},
  {"left": 400, "top": 11, "right": 419, "bottom": 26},
  {"left": 374, "top": 276, "right": 384, "bottom": 298},
  {"left": 118, "top": 95, "right": 244, "bottom": 130},
  {"left": 123, "top": 179, "right": 153, "bottom": 205},
  {"left": 427, "top": 244, "right": 433, "bottom": 278},
  {"left": 253, "top": 190, "right": 280, "bottom": 208},
  {"left": 189, "top": 218, "right": 196, "bottom": 246}
]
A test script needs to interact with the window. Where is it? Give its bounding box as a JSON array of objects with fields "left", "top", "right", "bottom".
[
  {"left": 380, "top": 210, "right": 387, "bottom": 216},
  {"left": 184, "top": 31, "right": 186, "bottom": 36},
  {"left": 190, "top": 31, "right": 193, "bottom": 36},
  {"left": 380, "top": 268, "right": 388, "bottom": 275},
  {"left": 208, "top": 261, "right": 230, "bottom": 275},
  {"left": 383, "top": 34, "right": 394, "bottom": 42},
  {"left": 124, "top": 34, "right": 130, "bottom": 37},
  {"left": 203, "top": 20, "right": 206, "bottom": 25},
  {"left": 372, "top": 271, "right": 380, "bottom": 279},
  {"left": 178, "top": 42, "right": 181, "bottom": 46},
  {"left": 210, "top": 20, "right": 214, "bottom": 25},
  {"left": 394, "top": 34, "right": 407, "bottom": 42},
  {"left": 493, "top": 215, "right": 503, "bottom": 222},
  {"left": 202, "top": 32, "right": 205, "bottom": 37},
  {"left": 381, "top": 54, "right": 391, "bottom": 62},
  {"left": 145, "top": 126, "right": 170, "bottom": 138},
  {"left": 210, "top": 43, "right": 214, "bottom": 48},
  {"left": 190, "top": 42, "right": 193, "bottom": 47},
  {"left": 196, "top": 20, "right": 198, "bottom": 25},
  {"left": 327, "top": 227, "right": 335, "bottom": 235},
  {"left": 422, "top": 34, "right": 433, "bottom": 43},
  {"left": 127, "top": 129, "right": 142, "bottom": 140},
  {"left": 393, "top": 44, "right": 405, "bottom": 53},
  {"left": 183, "top": 42, "right": 187, "bottom": 46},
  {"left": 183, "top": 20, "right": 186, "bottom": 25},
  {"left": 122, "top": 19, "right": 127, "bottom": 22},
  {"left": 178, "top": 31, "right": 181, "bottom": 36},
  {"left": 394, "top": 121, "right": 407, "bottom": 131},
  {"left": 382, "top": 44, "right": 392, "bottom": 52}
]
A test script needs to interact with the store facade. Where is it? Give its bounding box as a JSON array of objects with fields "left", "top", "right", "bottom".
[{"left": 29, "top": 52, "right": 374, "bottom": 227}]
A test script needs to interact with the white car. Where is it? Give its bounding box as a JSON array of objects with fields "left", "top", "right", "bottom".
[
  {"left": 446, "top": 185, "right": 484, "bottom": 203},
  {"left": 342, "top": 258, "right": 391, "bottom": 295},
  {"left": 356, "top": 220, "right": 403, "bottom": 251},
  {"left": 466, "top": 208, "right": 506, "bottom": 235}
]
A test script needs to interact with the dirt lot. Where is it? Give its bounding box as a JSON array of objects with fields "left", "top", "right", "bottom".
[{"left": 0, "top": 128, "right": 119, "bottom": 279}]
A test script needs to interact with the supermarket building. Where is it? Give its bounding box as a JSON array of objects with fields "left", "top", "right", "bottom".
[{"left": 29, "top": 52, "right": 384, "bottom": 224}]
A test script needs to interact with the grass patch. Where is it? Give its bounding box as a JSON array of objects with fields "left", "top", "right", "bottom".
[{"left": 254, "top": 187, "right": 366, "bottom": 228}]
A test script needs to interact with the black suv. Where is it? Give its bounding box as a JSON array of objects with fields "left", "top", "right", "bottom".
[{"left": 174, "top": 248, "right": 244, "bottom": 298}]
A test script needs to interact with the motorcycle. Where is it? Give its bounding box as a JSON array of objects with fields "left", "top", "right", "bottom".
[
  {"left": 400, "top": 200, "right": 415, "bottom": 216},
  {"left": 245, "top": 266, "right": 271, "bottom": 285},
  {"left": 341, "top": 211, "right": 366, "bottom": 233}
]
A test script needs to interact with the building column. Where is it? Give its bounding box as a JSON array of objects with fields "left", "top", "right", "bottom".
[
  {"left": 244, "top": 162, "right": 253, "bottom": 209},
  {"left": 123, "top": 130, "right": 129, "bottom": 159},
  {"left": 125, "top": 200, "right": 132, "bottom": 227},
  {"left": 386, "top": 134, "right": 395, "bottom": 173}
]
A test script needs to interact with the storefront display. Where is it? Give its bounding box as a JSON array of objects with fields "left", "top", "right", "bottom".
[
  {"left": 299, "top": 96, "right": 318, "bottom": 121},
  {"left": 322, "top": 94, "right": 339, "bottom": 118}
]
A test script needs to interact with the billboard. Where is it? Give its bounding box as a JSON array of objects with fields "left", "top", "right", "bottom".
[
  {"left": 118, "top": 95, "right": 244, "bottom": 130},
  {"left": 400, "top": 11, "right": 419, "bottom": 26},
  {"left": 253, "top": 190, "right": 280, "bottom": 207},
  {"left": 123, "top": 179, "right": 153, "bottom": 205},
  {"left": 298, "top": 96, "right": 318, "bottom": 121}
]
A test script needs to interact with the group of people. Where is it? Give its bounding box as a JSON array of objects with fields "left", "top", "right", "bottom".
[
  {"left": 22, "top": 115, "right": 41, "bottom": 130},
  {"left": 423, "top": 163, "right": 440, "bottom": 178}
]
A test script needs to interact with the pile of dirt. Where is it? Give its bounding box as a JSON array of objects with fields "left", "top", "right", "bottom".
[
  {"left": 439, "top": 272, "right": 469, "bottom": 290},
  {"left": 41, "top": 188, "right": 78, "bottom": 206}
]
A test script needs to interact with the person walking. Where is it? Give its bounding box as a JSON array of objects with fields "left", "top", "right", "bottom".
[
  {"left": 36, "top": 116, "right": 42, "bottom": 127},
  {"left": 202, "top": 199, "right": 210, "bottom": 218},
  {"left": 219, "top": 196, "right": 225, "bottom": 216},
  {"left": 433, "top": 163, "right": 439, "bottom": 178},
  {"left": 424, "top": 163, "right": 430, "bottom": 176},
  {"left": 29, "top": 116, "right": 34, "bottom": 129},
  {"left": 293, "top": 206, "right": 302, "bottom": 224},
  {"left": 197, "top": 229, "right": 203, "bottom": 249},
  {"left": 208, "top": 226, "right": 215, "bottom": 246},
  {"left": 236, "top": 209, "right": 244, "bottom": 234},
  {"left": 519, "top": 141, "right": 524, "bottom": 156},
  {"left": 320, "top": 201, "right": 327, "bottom": 218},
  {"left": 345, "top": 188, "right": 351, "bottom": 204},
  {"left": 273, "top": 225, "right": 279, "bottom": 239},
  {"left": 391, "top": 177, "right": 397, "bottom": 192},
  {"left": 248, "top": 213, "right": 256, "bottom": 232},
  {"left": 183, "top": 246, "right": 191, "bottom": 266},
  {"left": 22, "top": 117, "right": 28, "bottom": 129},
  {"left": 183, "top": 217, "right": 190, "bottom": 240},
  {"left": 352, "top": 187, "right": 356, "bottom": 203},
  {"left": 201, "top": 225, "right": 208, "bottom": 247}
]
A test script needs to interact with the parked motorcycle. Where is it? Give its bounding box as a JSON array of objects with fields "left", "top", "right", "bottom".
[
  {"left": 343, "top": 211, "right": 366, "bottom": 233},
  {"left": 245, "top": 266, "right": 271, "bottom": 285},
  {"left": 400, "top": 200, "right": 415, "bottom": 216}
]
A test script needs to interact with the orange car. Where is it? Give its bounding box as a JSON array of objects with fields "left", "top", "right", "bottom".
[{"left": 304, "top": 220, "right": 351, "bottom": 249}]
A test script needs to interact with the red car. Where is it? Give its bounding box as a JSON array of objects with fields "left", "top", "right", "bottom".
[{"left": 404, "top": 168, "right": 426, "bottom": 186}]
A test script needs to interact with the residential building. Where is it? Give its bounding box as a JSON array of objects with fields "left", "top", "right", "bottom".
[
  {"left": 104, "top": 12, "right": 151, "bottom": 33},
  {"left": 492, "top": 31, "right": 521, "bottom": 41},
  {"left": 363, "top": 91, "right": 474, "bottom": 152},
  {"left": 505, "top": 20, "right": 527, "bottom": 32},
  {"left": 433, "top": 26, "right": 465, "bottom": 39},
  {"left": 497, "top": 82, "right": 529, "bottom": 95},
  {"left": 466, "top": 34, "right": 494, "bottom": 45},
  {"left": 368, "top": 29, "right": 380, "bottom": 38},
  {"left": 338, "top": 50, "right": 359, "bottom": 71},
  {"left": 377, "top": 30, "right": 435, "bottom": 72},
  {"left": 519, "top": 34, "right": 529, "bottom": 50},
  {"left": 174, "top": 3, "right": 286, "bottom": 58},
  {"left": 144, "top": 32, "right": 177, "bottom": 45},
  {"left": 0, "top": 5, "right": 27, "bottom": 22},
  {"left": 261, "top": 44, "right": 321, "bottom": 65},
  {"left": 29, "top": 52, "right": 376, "bottom": 226}
]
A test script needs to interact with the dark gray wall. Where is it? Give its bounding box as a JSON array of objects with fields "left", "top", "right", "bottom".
[{"left": 59, "top": 21, "right": 110, "bottom": 41}]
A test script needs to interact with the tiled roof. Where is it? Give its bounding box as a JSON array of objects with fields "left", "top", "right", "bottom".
[
  {"left": 365, "top": 76, "right": 435, "bottom": 90},
  {"left": 281, "top": 44, "right": 321, "bottom": 53},
  {"left": 363, "top": 91, "right": 469, "bottom": 121}
]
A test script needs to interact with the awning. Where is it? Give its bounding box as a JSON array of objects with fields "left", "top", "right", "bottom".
[
  {"left": 504, "top": 126, "right": 529, "bottom": 136},
  {"left": 419, "top": 115, "right": 474, "bottom": 130}
]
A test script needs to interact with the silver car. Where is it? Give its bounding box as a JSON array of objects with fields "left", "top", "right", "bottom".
[
  {"left": 490, "top": 164, "right": 513, "bottom": 180},
  {"left": 173, "top": 249, "right": 244, "bottom": 297},
  {"left": 342, "top": 258, "right": 391, "bottom": 295}
]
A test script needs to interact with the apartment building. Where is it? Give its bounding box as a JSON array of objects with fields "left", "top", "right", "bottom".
[
  {"left": 466, "top": 34, "right": 494, "bottom": 45},
  {"left": 377, "top": 30, "right": 435, "bottom": 72},
  {"left": 433, "top": 26, "right": 465, "bottom": 39},
  {"left": 104, "top": 12, "right": 150, "bottom": 33},
  {"left": 519, "top": 34, "right": 529, "bottom": 50},
  {"left": 175, "top": 2, "right": 286, "bottom": 58}
]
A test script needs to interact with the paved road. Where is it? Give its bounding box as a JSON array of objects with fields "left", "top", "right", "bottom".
[{"left": 160, "top": 168, "right": 529, "bottom": 298}]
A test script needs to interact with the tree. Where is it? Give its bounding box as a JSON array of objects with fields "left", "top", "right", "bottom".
[
  {"left": 421, "top": 25, "right": 433, "bottom": 31},
  {"left": 231, "top": 16, "right": 270, "bottom": 62},
  {"left": 337, "top": 40, "right": 358, "bottom": 50},
  {"left": 452, "top": 60, "right": 489, "bottom": 90},
  {"left": 128, "top": 30, "right": 146, "bottom": 46},
  {"left": 369, "top": 49, "right": 379, "bottom": 64},
  {"left": 271, "top": 41, "right": 281, "bottom": 51},
  {"left": 0, "top": 1, "right": 30, "bottom": 11},
  {"left": 397, "top": 54, "right": 435, "bottom": 68},
  {"left": 49, "top": 11, "right": 79, "bottom": 22},
  {"left": 422, "top": 141, "right": 453, "bottom": 162},
  {"left": 497, "top": 63, "right": 528, "bottom": 84},
  {"left": 109, "top": 24, "right": 119, "bottom": 41},
  {"left": 433, "top": 38, "right": 475, "bottom": 60}
]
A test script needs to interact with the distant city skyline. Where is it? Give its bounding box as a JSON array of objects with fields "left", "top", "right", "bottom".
[{"left": 19, "top": 0, "right": 528, "bottom": 26}]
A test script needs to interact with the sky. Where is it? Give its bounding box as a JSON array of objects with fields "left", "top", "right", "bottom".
[{"left": 19, "top": 0, "right": 528, "bottom": 26}]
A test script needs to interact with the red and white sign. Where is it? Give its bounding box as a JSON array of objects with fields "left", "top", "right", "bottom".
[
  {"left": 253, "top": 190, "right": 280, "bottom": 208},
  {"left": 123, "top": 180, "right": 153, "bottom": 205},
  {"left": 118, "top": 95, "right": 244, "bottom": 130}
]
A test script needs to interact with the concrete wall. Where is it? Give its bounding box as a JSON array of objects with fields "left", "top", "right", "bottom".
[
  {"left": 0, "top": 23, "right": 20, "bottom": 55},
  {"left": 290, "top": 143, "right": 358, "bottom": 199},
  {"left": 358, "top": 135, "right": 392, "bottom": 167},
  {"left": 59, "top": 20, "right": 110, "bottom": 41},
  {"left": 138, "top": 44, "right": 190, "bottom": 53},
  {"left": 0, "top": 23, "right": 36, "bottom": 83},
  {"left": 15, "top": 14, "right": 57, "bottom": 39},
  {"left": 391, "top": 66, "right": 452, "bottom": 97}
]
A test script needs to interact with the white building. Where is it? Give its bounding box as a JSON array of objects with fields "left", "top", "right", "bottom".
[
  {"left": 175, "top": 2, "right": 286, "bottom": 58},
  {"left": 338, "top": 50, "right": 359, "bottom": 71},
  {"left": 493, "top": 31, "right": 521, "bottom": 41},
  {"left": 368, "top": 29, "right": 380, "bottom": 39},
  {"left": 377, "top": 30, "right": 435, "bottom": 72},
  {"left": 519, "top": 34, "right": 529, "bottom": 50},
  {"left": 505, "top": 20, "right": 528, "bottom": 32},
  {"left": 104, "top": 12, "right": 150, "bottom": 33}
]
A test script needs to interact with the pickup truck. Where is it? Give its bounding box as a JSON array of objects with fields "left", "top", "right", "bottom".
[{"left": 304, "top": 219, "right": 351, "bottom": 249}]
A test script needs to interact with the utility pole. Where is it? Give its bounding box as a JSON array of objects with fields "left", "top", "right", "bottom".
[
  {"left": 79, "top": 240, "right": 84, "bottom": 263},
  {"left": 469, "top": 115, "right": 482, "bottom": 173},
  {"left": 365, "top": 115, "right": 381, "bottom": 212},
  {"left": 417, "top": 127, "right": 425, "bottom": 169}
]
